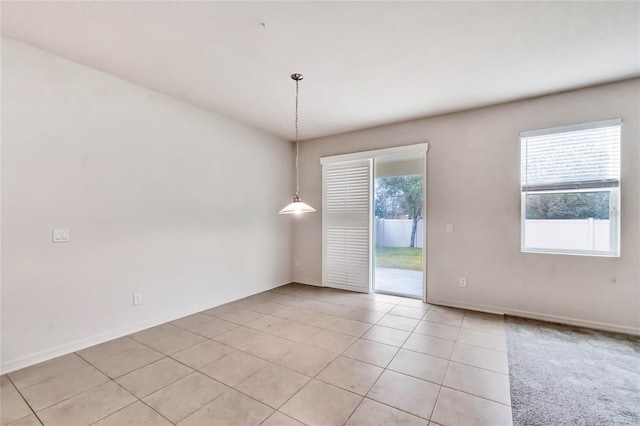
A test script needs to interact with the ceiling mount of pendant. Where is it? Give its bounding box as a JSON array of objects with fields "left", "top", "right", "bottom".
[{"left": 291, "top": 73, "right": 304, "bottom": 81}]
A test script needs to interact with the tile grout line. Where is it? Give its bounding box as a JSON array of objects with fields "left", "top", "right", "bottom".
[
  {"left": 260, "top": 411, "right": 311, "bottom": 426},
  {"left": 13, "top": 354, "right": 94, "bottom": 390},
  {"left": 438, "top": 382, "right": 512, "bottom": 407},
  {"left": 391, "top": 345, "right": 509, "bottom": 376},
  {"left": 340, "top": 396, "right": 366, "bottom": 426},
  {"left": 159, "top": 383, "right": 231, "bottom": 425},
  {"left": 162, "top": 364, "right": 279, "bottom": 424},
  {"left": 86, "top": 398, "right": 139, "bottom": 426},
  {"left": 5, "top": 374, "right": 43, "bottom": 426},
  {"left": 430, "top": 380, "right": 447, "bottom": 424},
  {"left": 137, "top": 399, "right": 179, "bottom": 425},
  {"left": 360, "top": 365, "right": 436, "bottom": 422},
  {"left": 177, "top": 357, "right": 309, "bottom": 424},
  {"left": 9, "top": 361, "right": 120, "bottom": 418},
  {"left": 431, "top": 348, "right": 455, "bottom": 422}
]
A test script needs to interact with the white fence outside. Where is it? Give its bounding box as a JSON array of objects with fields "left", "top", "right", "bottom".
[
  {"left": 524, "top": 219, "right": 610, "bottom": 251},
  {"left": 375, "top": 218, "right": 610, "bottom": 251},
  {"left": 375, "top": 218, "right": 423, "bottom": 248}
]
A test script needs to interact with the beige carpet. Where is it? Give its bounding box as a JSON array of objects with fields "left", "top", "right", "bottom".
[{"left": 506, "top": 317, "right": 640, "bottom": 426}]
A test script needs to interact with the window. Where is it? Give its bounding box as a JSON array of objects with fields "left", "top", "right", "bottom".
[{"left": 521, "top": 119, "right": 621, "bottom": 256}]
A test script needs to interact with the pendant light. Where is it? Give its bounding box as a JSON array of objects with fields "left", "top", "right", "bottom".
[{"left": 279, "top": 73, "right": 317, "bottom": 215}]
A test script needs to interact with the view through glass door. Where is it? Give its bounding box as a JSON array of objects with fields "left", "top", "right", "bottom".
[{"left": 373, "top": 154, "right": 425, "bottom": 299}]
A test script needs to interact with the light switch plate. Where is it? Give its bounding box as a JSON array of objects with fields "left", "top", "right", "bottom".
[
  {"left": 446, "top": 224, "right": 454, "bottom": 233},
  {"left": 53, "top": 229, "right": 70, "bottom": 242}
]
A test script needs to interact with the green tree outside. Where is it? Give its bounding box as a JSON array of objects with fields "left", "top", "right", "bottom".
[
  {"left": 526, "top": 191, "right": 610, "bottom": 220},
  {"left": 375, "top": 175, "right": 423, "bottom": 247}
]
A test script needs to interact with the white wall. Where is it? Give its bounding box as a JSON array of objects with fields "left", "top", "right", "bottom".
[
  {"left": 293, "top": 78, "right": 640, "bottom": 334},
  {"left": 1, "top": 39, "right": 294, "bottom": 372}
]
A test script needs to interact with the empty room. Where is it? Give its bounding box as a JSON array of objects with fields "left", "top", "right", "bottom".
[{"left": 1, "top": 1, "right": 639, "bottom": 426}]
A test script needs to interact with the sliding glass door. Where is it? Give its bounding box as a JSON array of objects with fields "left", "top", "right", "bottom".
[{"left": 321, "top": 144, "right": 427, "bottom": 300}]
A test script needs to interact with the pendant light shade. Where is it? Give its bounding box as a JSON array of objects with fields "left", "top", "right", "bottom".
[
  {"left": 279, "top": 73, "right": 316, "bottom": 215},
  {"left": 279, "top": 196, "right": 317, "bottom": 215}
]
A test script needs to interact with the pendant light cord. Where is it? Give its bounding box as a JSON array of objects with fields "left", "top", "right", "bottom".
[{"left": 295, "top": 78, "right": 300, "bottom": 199}]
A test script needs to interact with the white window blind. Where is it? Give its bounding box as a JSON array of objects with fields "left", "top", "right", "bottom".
[
  {"left": 322, "top": 159, "right": 372, "bottom": 292},
  {"left": 521, "top": 120, "right": 621, "bottom": 192}
]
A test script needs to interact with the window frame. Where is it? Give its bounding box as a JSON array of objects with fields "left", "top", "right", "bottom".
[{"left": 520, "top": 120, "right": 621, "bottom": 257}]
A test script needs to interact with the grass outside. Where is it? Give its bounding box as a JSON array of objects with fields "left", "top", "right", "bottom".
[{"left": 375, "top": 247, "right": 423, "bottom": 271}]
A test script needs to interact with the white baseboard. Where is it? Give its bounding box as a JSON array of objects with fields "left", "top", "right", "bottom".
[
  {"left": 285, "top": 283, "right": 639, "bottom": 335},
  {"left": 292, "top": 278, "right": 322, "bottom": 287},
  {"left": 1, "top": 316, "right": 178, "bottom": 375},
  {"left": 427, "top": 297, "right": 640, "bottom": 336},
  {"left": 0, "top": 281, "right": 290, "bottom": 375},
  {"left": 289, "top": 284, "right": 639, "bottom": 335}
]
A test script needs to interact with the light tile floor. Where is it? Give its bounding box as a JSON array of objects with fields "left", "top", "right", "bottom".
[{"left": 1, "top": 284, "right": 513, "bottom": 426}]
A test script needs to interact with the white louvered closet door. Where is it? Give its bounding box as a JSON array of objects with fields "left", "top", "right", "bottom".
[{"left": 322, "top": 159, "right": 372, "bottom": 293}]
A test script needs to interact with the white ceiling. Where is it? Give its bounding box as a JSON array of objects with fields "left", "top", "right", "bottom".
[{"left": 2, "top": 1, "right": 639, "bottom": 140}]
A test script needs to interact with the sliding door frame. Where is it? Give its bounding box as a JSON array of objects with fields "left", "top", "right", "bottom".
[{"left": 321, "top": 143, "right": 429, "bottom": 302}]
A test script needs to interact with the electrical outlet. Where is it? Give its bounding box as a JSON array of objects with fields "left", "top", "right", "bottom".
[
  {"left": 52, "top": 229, "right": 70, "bottom": 242},
  {"left": 446, "top": 224, "right": 454, "bottom": 233},
  {"left": 133, "top": 293, "right": 142, "bottom": 305},
  {"left": 459, "top": 277, "right": 467, "bottom": 287}
]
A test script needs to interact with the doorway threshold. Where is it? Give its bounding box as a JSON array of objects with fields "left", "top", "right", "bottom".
[{"left": 373, "top": 289, "right": 423, "bottom": 300}]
